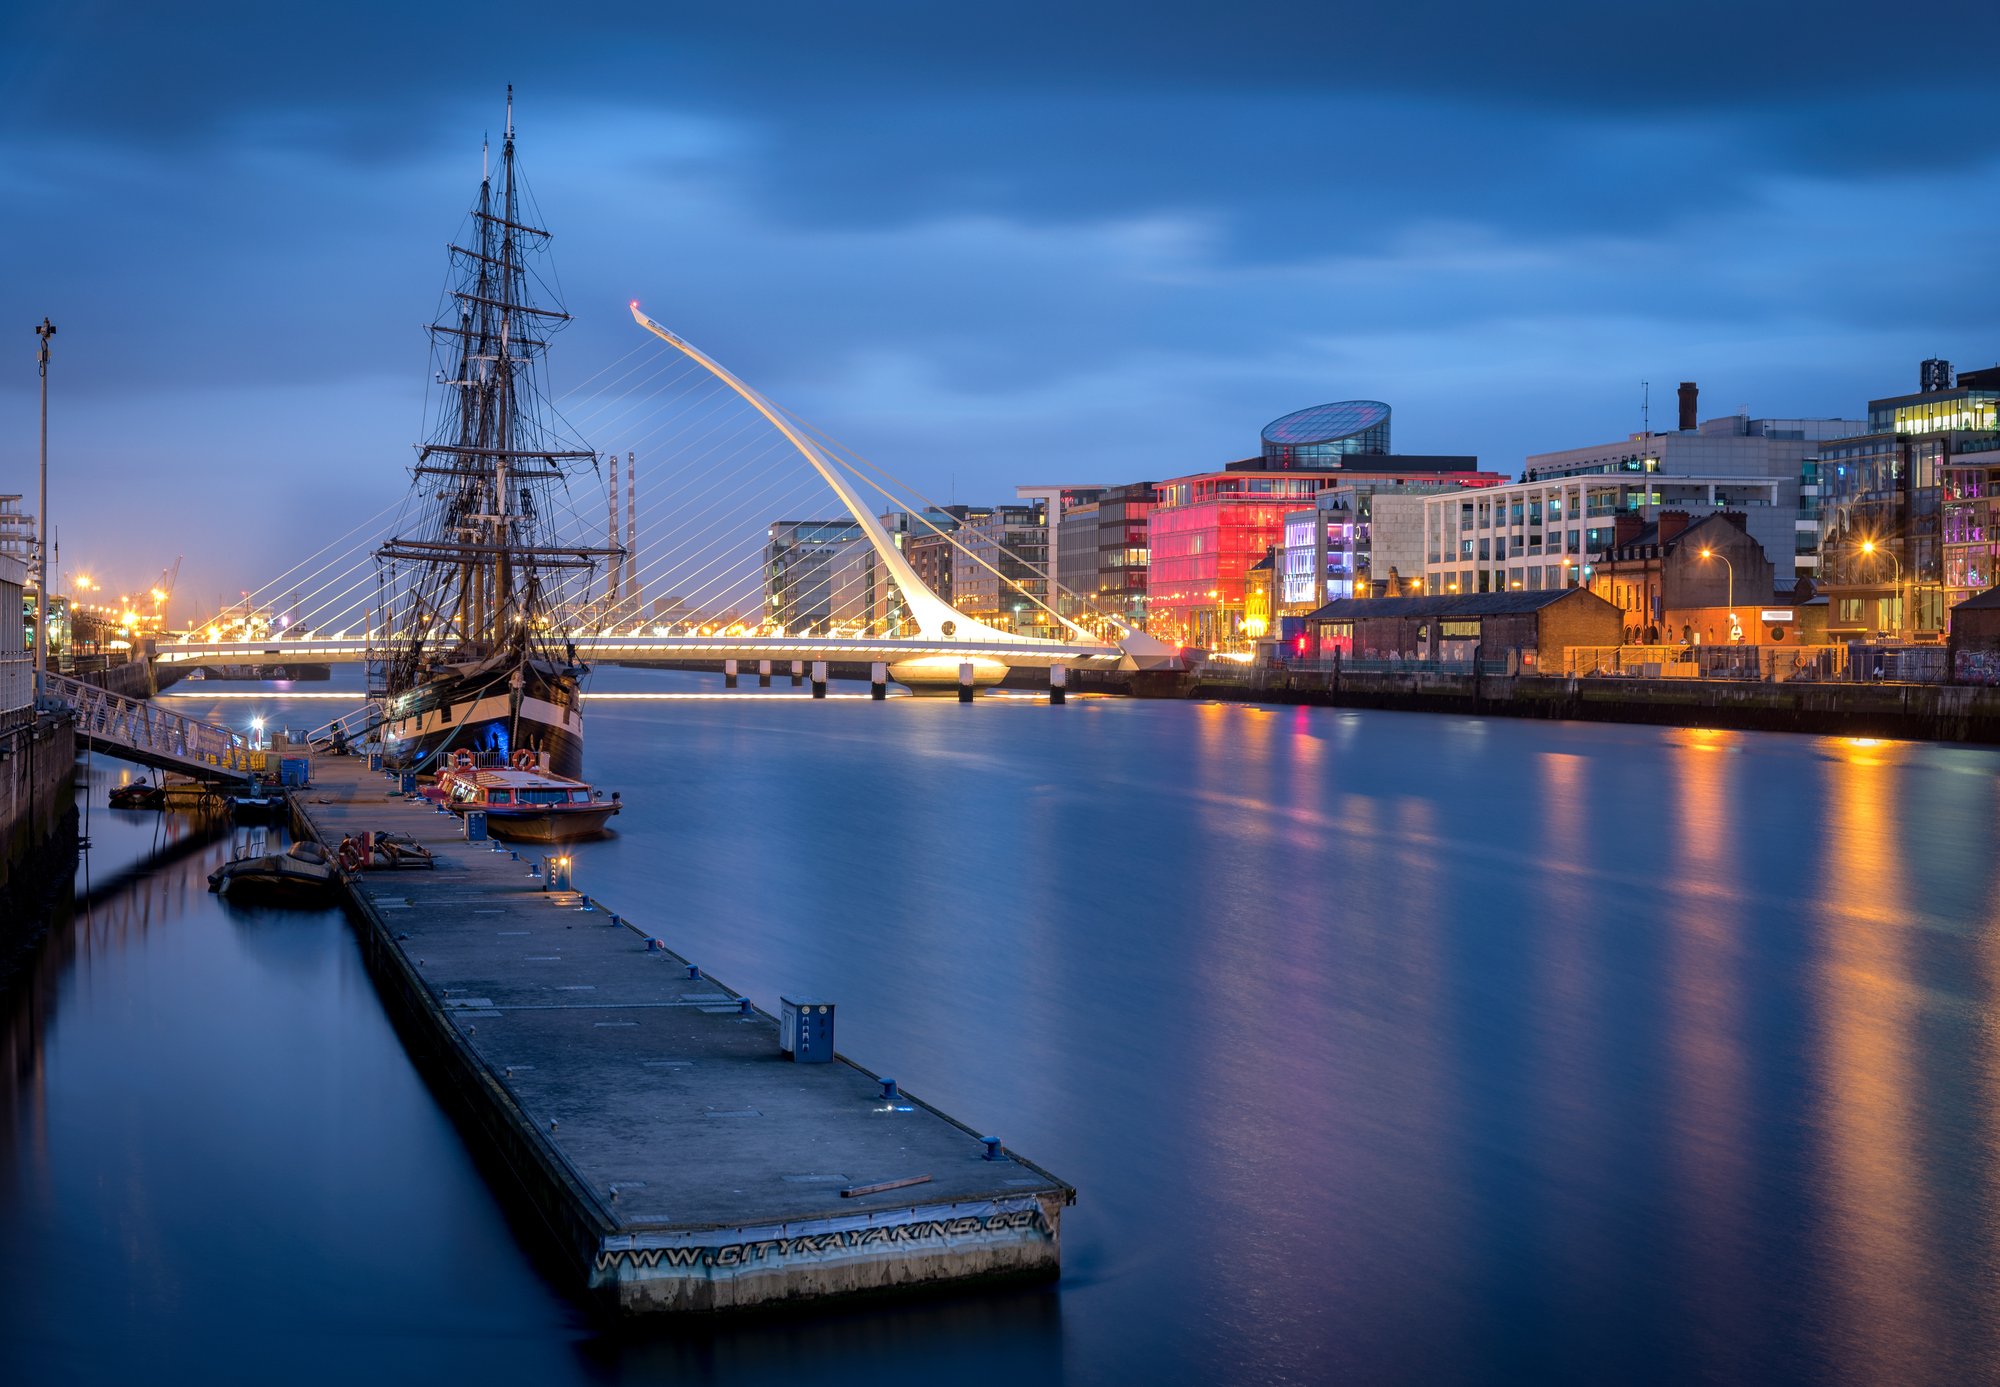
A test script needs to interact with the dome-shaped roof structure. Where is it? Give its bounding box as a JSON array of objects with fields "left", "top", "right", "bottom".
[
  {"left": 1261, "top": 400, "right": 1391, "bottom": 447},
  {"left": 1260, "top": 401, "right": 1391, "bottom": 467}
]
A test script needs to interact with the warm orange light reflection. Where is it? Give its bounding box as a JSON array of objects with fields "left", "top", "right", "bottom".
[{"left": 1816, "top": 749, "right": 1927, "bottom": 1376}]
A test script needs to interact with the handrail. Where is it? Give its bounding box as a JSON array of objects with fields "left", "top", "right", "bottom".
[{"left": 37, "top": 670, "right": 251, "bottom": 773}]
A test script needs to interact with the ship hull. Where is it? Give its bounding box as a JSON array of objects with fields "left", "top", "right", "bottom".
[{"left": 381, "top": 667, "right": 585, "bottom": 779}]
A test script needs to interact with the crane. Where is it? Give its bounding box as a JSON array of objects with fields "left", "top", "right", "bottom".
[{"left": 150, "top": 555, "right": 182, "bottom": 626}]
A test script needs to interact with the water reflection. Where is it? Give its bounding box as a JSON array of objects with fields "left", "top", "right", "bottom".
[{"left": 6, "top": 681, "right": 2000, "bottom": 1384}]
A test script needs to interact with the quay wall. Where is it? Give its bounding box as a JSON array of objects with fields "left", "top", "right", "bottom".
[
  {"left": 1169, "top": 668, "right": 2000, "bottom": 744},
  {"left": 0, "top": 713, "right": 79, "bottom": 988}
]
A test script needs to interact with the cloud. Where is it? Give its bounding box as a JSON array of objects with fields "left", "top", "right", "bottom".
[{"left": 4, "top": 1, "right": 2000, "bottom": 609}]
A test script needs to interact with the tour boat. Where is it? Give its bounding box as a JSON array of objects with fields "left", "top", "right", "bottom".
[{"left": 435, "top": 750, "right": 620, "bottom": 842}]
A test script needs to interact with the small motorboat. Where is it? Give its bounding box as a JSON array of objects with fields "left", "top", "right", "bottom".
[
  {"left": 207, "top": 839, "right": 341, "bottom": 903},
  {"left": 109, "top": 780, "right": 167, "bottom": 810},
  {"left": 434, "top": 750, "right": 619, "bottom": 842},
  {"left": 228, "top": 777, "right": 286, "bottom": 824}
]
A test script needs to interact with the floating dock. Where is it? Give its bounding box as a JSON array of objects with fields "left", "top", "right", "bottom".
[{"left": 290, "top": 754, "right": 1071, "bottom": 1314}]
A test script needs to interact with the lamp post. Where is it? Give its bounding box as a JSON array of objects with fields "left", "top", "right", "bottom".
[
  {"left": 1860, "top": 539, "right": 1904, "bottom": 641},
  {"left": 34, "top": 318, "right": 55, "bottom": 680},
  {"left": 1698, "top": 546, "right": 1734, "bottom": 612}
]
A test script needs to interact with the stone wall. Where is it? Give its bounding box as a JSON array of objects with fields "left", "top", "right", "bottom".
[{"left": 0, "top": 712, "right": 79, "bottom": 988}]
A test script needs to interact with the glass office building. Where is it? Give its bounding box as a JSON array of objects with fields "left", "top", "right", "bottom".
[{"left": 1260, "top": 401, "right": 1391, "bottom": 468}]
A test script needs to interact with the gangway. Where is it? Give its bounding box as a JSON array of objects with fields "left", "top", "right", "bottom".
[{"left": 39, "top": 671, "right": 257, "bottom": 784}]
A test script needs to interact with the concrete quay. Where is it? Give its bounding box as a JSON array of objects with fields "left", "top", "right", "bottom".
[{"left": 290, "top": 753, "right": 1072, "bottom": 1315}]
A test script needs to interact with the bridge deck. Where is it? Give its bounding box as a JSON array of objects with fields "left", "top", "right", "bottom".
[{"left": 291, "top": 753, "right": 1070, "bottom": 1314}]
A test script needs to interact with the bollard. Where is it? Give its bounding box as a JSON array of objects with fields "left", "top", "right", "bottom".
[
  {"left": 880, "top": 1078, "right": 899, "bottom": 1101},
  {"left": 870, "top": 661, "right": 887, "bottom": 701},
  {"left": 1050, "top": 662, "right": 1067, "bottom": 705},
  {"left": 738, "top": 997, "right": 754, "bottom": 1016},
  {"left": 811, "top": 660, "right": 828, "bottom": 699},
  {"left": 790, "top": 659, "right": 804, "bottom": 687},
  {"left": 958, "top": 661, "right": 974, "bottom": 703},
  {"left": 981, "top": 1136, "right": 1005, "bottom": 1161},
  {"left": 579, "top": 893, "right": 594, "bottom": 912},
  {"left": 724, "top": 658, "right": 738, "bottom": 689},
  {"left": 687, "top": 963, "right": 702, "bottom": 980},
  {"left": 646, "top": 937, "right": 665, "bottom": 951},
  {"left": 758, "top": 659, "right": 772, "bottom": 688}
]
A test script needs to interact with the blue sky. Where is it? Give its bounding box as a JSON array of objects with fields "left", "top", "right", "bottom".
[{"left": 5, "top": 1, "right": 1999, "bottom": 616}]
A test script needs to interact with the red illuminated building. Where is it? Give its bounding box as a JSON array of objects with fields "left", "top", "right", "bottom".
[{"left": 1150, "top": 453, "right": 1499, "bottom": 648}]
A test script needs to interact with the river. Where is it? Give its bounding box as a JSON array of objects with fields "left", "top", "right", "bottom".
[{"left": 5, "top": 669, "right": 2000, "bottom": 1384}]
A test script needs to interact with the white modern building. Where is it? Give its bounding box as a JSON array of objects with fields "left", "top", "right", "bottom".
[
  {"left": 1424, "top": 394, "right": 1868, "bottom": 596},
  {"left": 1283, "top": 480, "right": 1487, "bottom": 610}
]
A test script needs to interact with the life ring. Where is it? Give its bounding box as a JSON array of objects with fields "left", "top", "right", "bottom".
[
  {"left": 512, "top": 748, "right": 539, "bottom": 771},
  {"left": 337, "top": 838, "right": 365, "bottom": 873},
  {"left": 452, "top": 748, "right": 475, "bottom": 770}
]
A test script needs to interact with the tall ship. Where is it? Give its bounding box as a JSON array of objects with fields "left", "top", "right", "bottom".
[{"left": 376, "top": 89, "right": 614, "bottom": 779}]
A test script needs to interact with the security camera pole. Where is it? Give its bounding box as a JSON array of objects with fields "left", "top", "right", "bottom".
[{"left": 34, "top": 318, "right": 55, "bottom": 680}]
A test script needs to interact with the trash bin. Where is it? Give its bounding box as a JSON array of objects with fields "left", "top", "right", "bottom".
[
  {"left": 398, "top": 771, "right": 416, "bottom": 796},
  {"left": 279, "top": 756, "right": 310, "bottom": 788},
  {"left": 780, "top": 996, "right": 835, "bottom": 1063}
]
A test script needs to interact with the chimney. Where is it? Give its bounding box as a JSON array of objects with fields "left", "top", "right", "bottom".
[
  {"left": 1657, "top": 509, "right": 1692, "bottom": 547},
  {"left": 1677, "top": 381, "right": 1698, "bottom": 432},
  {"left": 1613, "top": 513, "right": 1647, "bottom": 549}
]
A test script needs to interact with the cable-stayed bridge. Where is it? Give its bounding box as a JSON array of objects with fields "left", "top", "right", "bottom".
[{"left": 152, "top": 305, "right": 1176, "bottom": 696}]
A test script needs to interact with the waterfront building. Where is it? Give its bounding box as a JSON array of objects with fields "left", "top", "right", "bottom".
[
  {"left": 953, "top": 502, "right": 1054, "bottom": 636},
  {"left": 1149, "top": 468, "right": 1330, "bottom": 647},
  {"left": 1304, "top": 588, "right": 1622, "bottom": 673},
  {"left": 1281, "top": 477, "right": 1499, "bottom": 611},
  {"left": 1424, "top": 386, "right": 1865, "bottom": 599},
  {"left": 1156, "top": 404, "right": 1494, "bottom": 646},
  {"left": 1948, "top": 584, "right": 2000, "bottom": 682},
  {"left": 764, "top": 519, "right": 864, "bottom": 634},
  {"left": 1016, "top": 486, "right": 1103, "bottom": 614},
  {"left": 1430, "top": 383, "right": 1865, "bottom": 597},
  {"left": 1056, "top": 501, "right": 1100, "bottom": 622},
  {"left": 0, "top": 553, "right": 28, "bottom": 728},
  {"left": 1260, "top": 401, "right": 1393, "bottom": 468},
  {"left": 1589, "top": 510, "right": 1777, "bottom": 644},
  {"left": 1049, "top": 481, "right": 1154, "bottom": 632},
  {"left": 904, "top": 505, "right": 988, "bottom": 609},
  {"left": 0, "top": 497, "right": 33, "bottom": 565},
  {"left": 1818, "top": 359, "right": 2000, "bottom": 641}
]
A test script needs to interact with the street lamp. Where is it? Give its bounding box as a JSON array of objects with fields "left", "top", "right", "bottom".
[
  {"left": 34, "top": 318, "right": 55, "bottom": 679},
  {"left": 1698, "top": 547, "right": 1734, "bottom": 611},
  {"left": 1860, "top": 539, "right": 1905, "bottom": 639}
]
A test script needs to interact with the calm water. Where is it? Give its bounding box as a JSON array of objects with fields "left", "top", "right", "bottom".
[{"left": 6, "top": 670, "right": 2000, "bottom": 1384}]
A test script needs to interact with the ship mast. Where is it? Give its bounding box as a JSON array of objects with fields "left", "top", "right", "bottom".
[{"left": 375, "top": 86, "right": 619, "bottom": 687}]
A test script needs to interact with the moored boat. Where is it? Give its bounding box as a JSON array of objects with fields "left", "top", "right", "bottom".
[
  {"left": 208, "top": 840, "right": 341, "bottom": 903},
  {"left": 435, "top": 751, "right": 619, "bottom": 842}
]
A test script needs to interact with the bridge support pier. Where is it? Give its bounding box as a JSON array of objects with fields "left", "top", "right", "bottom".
[
  {"left": 790, "top": 660, "right": 804, "bottom": 687},
  {"left": 811, "top": 661, "right": 827, "bottom": 700},
  {"left": 871, "top": 662, "right": 886, "bottom": 701},
  {"left": 958, "top": 662, "right": 974, "bottom": 704},
  {"left": 1050, "top": 663, "right": 1067, "bottom": 706},
  {"left": 758, "top": 660, "right": 772, "bottom": 688},
  {"left": 724, "top": 659, "right": 738, "bottom": 689}
]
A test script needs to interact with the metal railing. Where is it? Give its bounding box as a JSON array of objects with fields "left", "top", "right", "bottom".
[
  {"left": 307, "top": 701, "right": 387, "bottom": 751},
  {"left": 1563, "top": 645, "right": 1850, "bottom": 682},
  {"left": 38, "top": 670, "right": 251, "bottom": 774}
]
